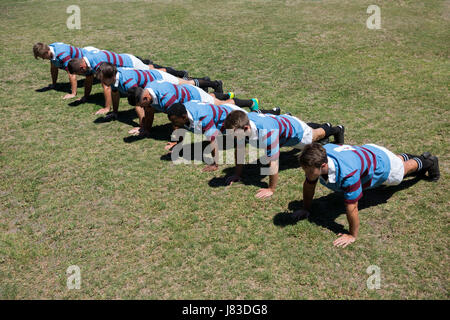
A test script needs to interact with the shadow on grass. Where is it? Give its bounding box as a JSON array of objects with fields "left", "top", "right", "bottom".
[
  {"left": 208, "top": 147, "right": 302, "bottom": 189},
  {"left": 273, "top": 176, "right": 423, "bottom": 234},
  {"left": 160, "top": 140, "right": 212, "bottom": 162},
  {"left": 123, "top": 123, "right": 173, "bottom": 144},
  {"left": 94, "top": 108, "right": 140, "bottom": 128},
  {"left": 35, "top": 78, "right": 101, "bottom": 94},
  {"left": 35, "top": 79, "right": 86, "bottom": 93}
]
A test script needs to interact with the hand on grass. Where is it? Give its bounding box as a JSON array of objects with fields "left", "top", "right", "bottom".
[
  {"left": 63, "top": 93, "right": 76, "bottom": 99},
  {"left": 333, "top": 234, "right": 356, "bottom": 248},
  {"left": 292, "top": 209, "right": 310, "bottom": 220},
  {"left": 202, "top": 164, "right": 218, "bottom": 172},
  {"left": 165, "top": 141, "right": 178, "bottom": 152},
  {"left": 226, "top": 175, "right": 241, "bottom": 186},
  {"left": 76, "top": 96, "right": 87, "bottom": 103},
  {"left": 255, "top": 188, "right": 274, "bottom": 199},
  {"left": 95, "top": 107, "right": 111, "bottom": 115}
]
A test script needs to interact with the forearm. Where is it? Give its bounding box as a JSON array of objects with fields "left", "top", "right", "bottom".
[
  {"left": 103, "top": 84, "right": 112, "bottom": 109},
  {"left": 234, "top": 148, "right": 244, "bottom": 176},
  {"left": 268, "top": 172, "right": 278, "bottom": 191},
  {"left": 51, "top": 63, "right": 58, "bottom": 85},
  {"left": 68, "top": 73, "right": 77, "bottom": 95},
  {"left": 302, "top": 180, "right": 317, "bottom": 211},
  {"left": 345, "top": 203, "right": 360, "bottom": 238},
  {"left": 111, "top": 90, "right": 120, "bottom": 113},
  {"left": 210, "top": 140, "right": 219, "bottom": 165},
  {"left": 268, "top": 160, "right": 279, "bottom": 190},
  {"left": 143, "top": 107, "right": 155, "bottom": 132},
  {"left": 84, "top": 75, "right": 93, "bottom": 98}
]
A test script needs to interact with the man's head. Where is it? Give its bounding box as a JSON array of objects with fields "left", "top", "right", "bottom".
[
  {"left": 224, "top": 110, "right": 251, "bottom": 135},
  {"left": 67, "top": 58, "right": 89, "bottom": 75},
  {"left": 298, "top": 143, "right": 329, "bottom": 179},
  {"left": 127, "top": 87, "right": 153, "bottom": 107},
  {"left": 95, "top": 62, "right": 117, "bottom": 86},
  {"left": 33, "top": 43, "right": 52, "bottom": 60},
  {"left": 167, "top": 103, "right": 189, "bottom": 128}
]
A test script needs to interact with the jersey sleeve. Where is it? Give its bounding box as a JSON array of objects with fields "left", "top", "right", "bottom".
[
  {"left": 341, "top": 170, "right": 363, "bottom": 204},
  {"left": 201, "top": 114, "right": 220, "bottom": 141},
  {"left": 121, "top": 77, "right": 138, "bottom": 92},
  {"left": 262, "top": 129, "right": 280, "bottom": 160},
  {"left": 56, "top": 51, "right": 72, "bottom": 71}
]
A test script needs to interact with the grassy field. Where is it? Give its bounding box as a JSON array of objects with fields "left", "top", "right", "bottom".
[{"left": 0, "top": 0, "right": 449, "bottom": 299}]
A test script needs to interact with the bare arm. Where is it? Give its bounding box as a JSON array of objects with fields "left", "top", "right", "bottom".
[
  {"left": 302, "top": 178, "right": 317, "bottom": 211},
  {"left": 143, "top": 106, "right": 155, "bottom": 133},
  {"left": 111, "top": 90, "right": 120, "bottom": 113},
  {"left": 203, "top": 139, "right": 220, "bottom": 171},
  {"left": 345, "top": 202, "right": 359, "bottom": 238},
  {"left": 83, "top": 74, "right": 93, "bottom": 99},
  {"left": 333, "top": 202, "right": 359, "bottom": 247},
  {"left": 255, "top": 160, "right": 279, "bottom": 198},
  {"left": 103, "top": 83, "right": 112, "bottom": 110},
  {"left": 226, "top": 147, "right": 244, "bottom": 185},
  {"left": 64, "top": 73, "right": 77, "bottom": 98},
  {"left": 50, "top": 63, "right": 58, "bottom": 86},
  {"left": 291, "top": 175, "right": 318, "bottom": 219}
]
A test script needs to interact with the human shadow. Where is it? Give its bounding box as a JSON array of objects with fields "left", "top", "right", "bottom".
[
  {"left": 160, "top": 140, "right": 212, "bottom": 163},
  {"left": 272, "top": 176, "right": 422, "bottom": 234},
  {"left": 123, "top": 123, "right": 174, "bottom": 144},
  {"left": 67, "top": 92, "right": 106, "bottom": 108},
  {"left": 93, "top": 108, "right": 140, "bottom": 128},
  {"left": 208, "top": 147, "right": 302, "bottom": 189},
  {"left": 35, "top": 78, "right": 101, "bottom": 93}
]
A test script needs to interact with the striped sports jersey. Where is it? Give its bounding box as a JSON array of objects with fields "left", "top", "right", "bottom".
[
  {"left": 145, "top": 81, "right": 205, "bottom": 112},
  {"left": 83, "top": 50, "right": 133, "bottom": 73},
  {"left": 49, "top": 42, "right": 85, "bottom": 70},
  {"left": 112, "top": 68, "right": 163, "bottom": 94},
  {"left": 247, "top": 113, "right": 305, "bottom": 158},
  {"left": 184, "top": 101, "right": 243, "bottom": 141},
  {"left": 320, "top": 144, "right": 391, "bottom": 204}
]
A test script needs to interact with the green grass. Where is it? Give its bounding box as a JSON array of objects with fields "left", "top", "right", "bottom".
[{"left": 0, "top": 0, "right": 449, "bottom": 299}]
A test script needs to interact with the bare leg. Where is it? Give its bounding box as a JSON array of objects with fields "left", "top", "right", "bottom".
[
  {"left": 397, "top": 155, "right": 419, "bottom": 175},
  {"left": 312, "top": 128, "right": 326, "bottom": 141},
  {"left": 178, "top": 79, "right": 194, "bottom": 85}
]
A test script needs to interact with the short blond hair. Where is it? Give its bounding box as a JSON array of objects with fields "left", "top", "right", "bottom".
[
  {"left": 224, "top": 110, "right": 250, "bottom": 130},
  {"left": 33, "top": 42, "right": 49, "bottom": 59}
]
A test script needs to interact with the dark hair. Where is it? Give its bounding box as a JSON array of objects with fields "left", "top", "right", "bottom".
[
  {"left": 224, "top": 110, "right": 249, "bottom": 130},
  {"left": 67, "top": 58, "right": 84, "bottom": 74},
  {"left": 95, "top": 62, "right": 117, "bottom": 81},
  {"left": 33, "top": 42, "right": 49, "bottom": 59},
  {"left": 127, "top": 87, "right": 145, "bottom": 106},
  {"left": 298, "top": 143, "right": 328, "bottom": 168},
  {"left": 167, "top": 103, "right": 187, "bottom": 119}
]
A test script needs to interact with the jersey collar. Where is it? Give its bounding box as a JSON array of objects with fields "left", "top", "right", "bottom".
[
  {"left": 49, "top": 46, "right": 56, "bottom": 60},
  {"left": 185, "top": 110, "right": 195, "bottom": 129},
  {"left": 146, "top": 88, "right": 157, "bottom": 105},
  {"left": 114, "top": 72, "right": 120, "bottom": 88},
  {"left": 83, "top": 56, "right": 91, "bottom": 69},
  {"left": 325, "top": 156, "right": 336, "bottom": 183},
  {"left": 248, "top": 120, "right": 258, "bottom": 140}
]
